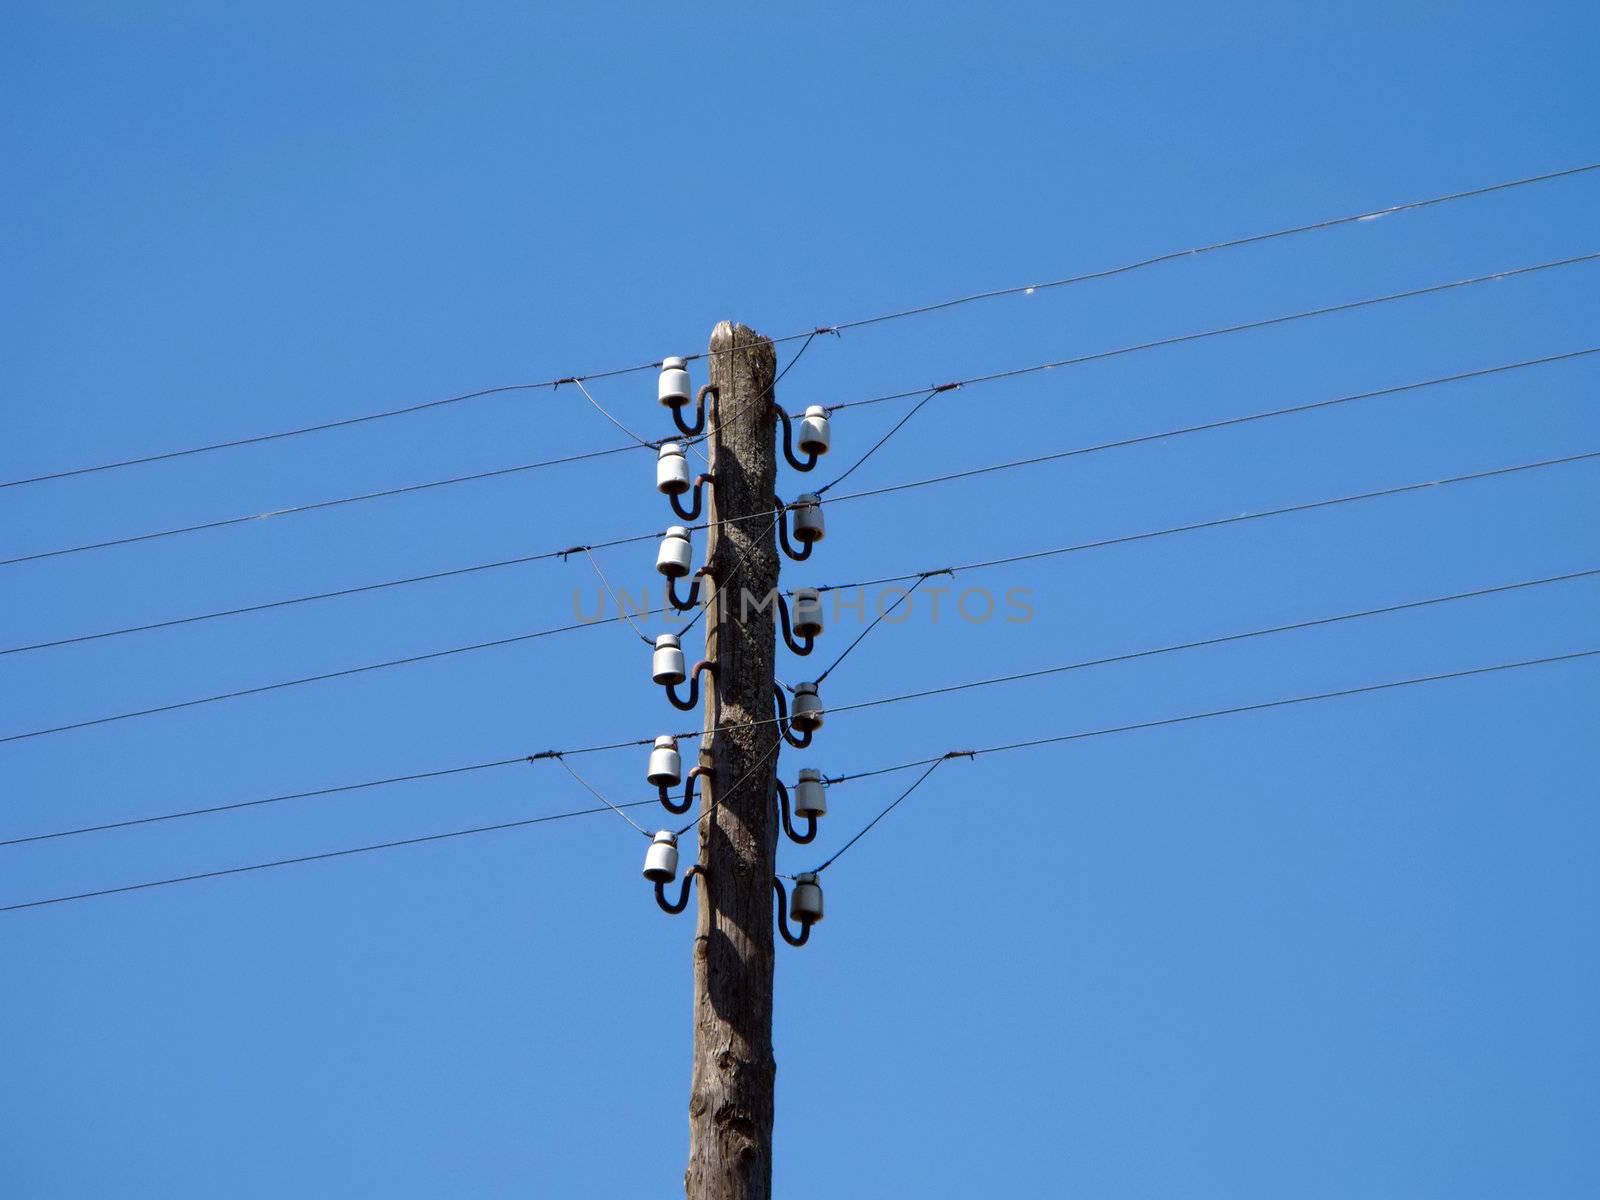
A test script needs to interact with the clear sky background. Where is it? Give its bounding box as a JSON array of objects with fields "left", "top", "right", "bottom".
[{"left": 4, "top": 3, "right": 1598, "bottom": 1196}]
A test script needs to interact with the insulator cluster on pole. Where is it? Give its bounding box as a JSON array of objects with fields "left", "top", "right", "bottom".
[{"left": 638, "top": 353, "right": 843, "bottom": 937}]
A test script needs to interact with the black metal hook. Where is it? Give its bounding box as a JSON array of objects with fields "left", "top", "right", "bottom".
[
  {"left": 658, "top": 764, "right": 709, "bottom": 815},
  {"left": 667, "top": 660, "right": 716, "bottom": 711},
  {"left": 656, "top": 865, "right": 704, "bottom": 915},
  {"left": 772, "top": 405, "right": 821, "bottom": 472},
  {"left": 668, "top": 383, "right": 717, "bottom": 437},
  {"left": 773, "top": 683, "right": 814, "bottom": 749},
  {"left": 775, "top": 591, "right": 816, "bottom": 656},
  {"left": 669, "top": 473, "right": 713, "bottom": 521},
  {"left": 772, "top": 877, "right": 812, "bottom": 946},
  {"left": 775, "top": 498, "right": 815, "bottom": 562},
  {"left": 667, "top": 568, "right": 708, "bottom": 613},
  {"left": 774, "top": 778, "right": 817, "bottom": 845}
]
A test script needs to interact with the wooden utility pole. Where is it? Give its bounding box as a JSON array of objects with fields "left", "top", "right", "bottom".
[{"left": 686, "top": 322, "right": 781, "bottom": 1199}]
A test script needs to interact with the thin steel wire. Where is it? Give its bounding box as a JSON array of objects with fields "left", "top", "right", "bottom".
[
  {"left": 8, "top": 648, "right": 1591, "bottom": 912},
  {"left": 4, "top": 454, "right": 1593, "bottom": 746},
  {"left": 8, "top": 161, "right": 1592, "bottom": 490},
  {"left": 8, "top": 253, "right": 1590, "bottom": 570},
  {"left": 8, "top": 566, "right": 1593, "bottom": 848}
]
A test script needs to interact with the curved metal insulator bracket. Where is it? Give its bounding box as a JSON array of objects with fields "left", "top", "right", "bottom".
[
  {"left": 667, "top": 660, "right": 716, "bottom": 711},
  {"left": 773, "top": 405, "right": 821, "bottom": 473},
  {"left": 655, "top": 865, "right": 702, "bottom": 915},
  {"left": 776, "top": 504, "right": 815, "bottom": 562},
  {"left": 670, "top": 384, "right": 716, "bottom": 437},
  {"left": 669, "top": 475, "right": 713, "bottom": 522},
  {"left": 775, "top": 591, "right": 816, "bottom": 656},
  {"left": 773, "top": 684, "right": 814, "bottom": 748},
  {"left": 668, "top": 571, "right": 704, "bottom": 613},
  {"left": 775, "top": 778, "right": 818, "bottom": 845},
  {"left": 772, "top": 877, "right": 812, "bottom": 946}
]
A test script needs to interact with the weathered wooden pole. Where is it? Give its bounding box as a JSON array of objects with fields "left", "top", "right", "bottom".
[{"left": 685, "top": 322, "right": 781, "bottom": 1199}]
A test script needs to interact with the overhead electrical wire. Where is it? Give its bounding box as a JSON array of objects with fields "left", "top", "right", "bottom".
[
  {"left": 0, "top": 320, "right": 819, "bottom": 568},
  {"left": 4, "top": 448, "right": 1594, "bottom": 746},
  {"left": 0, "top": 796, "right": 665, "bottom": 914},
  {"left": 823, "top": 252, "right": 1600, "bottom": 418},
  {"left": 5, "top": 161, "right": 1593, "bottom": 492},
  {"left": 801, "top": 646, "right": 1600, "bottom": 874},
  {"left": 7, "top": 345, "right": 1593, "bottom": 658},
  {"left": 6, "top": 565, "right": 1594, "bottom": 845},
  {"left": 3, "top": 453, "right": 1594, "bottom": 746},
  {"left": 818, "top": 451, "right": 1600, "bottom": 592},
  {"left": 5, "top": 251, "right": 1595, "bottom": 569},
  {"left": 797, "top": 756, "right": 951, "bottom": 876},
  {"left": 4, "top": 648, "right": 1593, "bottom": 913},
  {"left": 819, "top": 649, "right": 1600, "bottom": 790}
]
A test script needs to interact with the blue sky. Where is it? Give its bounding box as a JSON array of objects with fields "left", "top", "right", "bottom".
[{"left": 3, "top": 2, "right": 1598, "bottom": 1196}]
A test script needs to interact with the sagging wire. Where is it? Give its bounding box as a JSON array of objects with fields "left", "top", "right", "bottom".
[
  {"left": 823, "top": 254, "right": 1600, "bottom": 419},
  {"left": 816, "top": 384, "right": 957, "bottom": 496},
  {"left": 812, "top": 571, "right": 949, "bottom": 685},
  {"left": 543, "top": 753, "right": 653, "bottom": 838},
  {"left": 565, "top": 377, "right": 661, "bottom": 452},
  {"left": 11, "top": 337, "right": 1591, "bottom": 652},
  {"left": 5, "top": 461, "right": 1595, "bottom": 747},
  {"left": 9, "top": 163, "right": 1594, "bottom": 492},
  {"left": 6, "top": 649, "right": 1596, "bottom": 911},
  {"left": 795, "top": 752, "right": 965, "bottom": 877},
  {"left": 572, "top": 546, "right": 655, "bottom": 645}
]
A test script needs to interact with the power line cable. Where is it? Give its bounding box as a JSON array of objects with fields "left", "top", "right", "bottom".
[
  {"left": 802, "top": 756, "right": 951, "bottom": 875},
  {"left": 7, "top": 162, "right": 1593, "bottom": 491},
  {"left": 821, "top": 568, "right": 1600, "bottom": 722},
  {"left": 7, "top": 346, "right": 1592, "bottom": 657},
  {"left": 810, "top": 571, "right": 946, "bottom": 684},
  {"left": 0, "top": 796, "right": 663, "bottom": 914},
  {"left": 549, "top": 754, "right": 654, "bottom": 837},
  {"left": 7, "top": 250, "right": 1591, "bottom": 570},
  {"left": 5, "top": 648, "right": 1591, "bottom": 912},
  {"left": 812, "top": 163, "right": 1600, "bottom": 339},
  {"left": 821, "top": 650, "right": 1600, "bottom": 788},
  {"left": 815, "top": 387, "right": 947, "bottom": 496},
  {"left": 0, "top": 756, "right": 537, "bottom": 848},
  {"left": 802, "top": 649, "right": 1600, "bottom": 872},
  {"left": 3, "top": 455, "right": 1592, "bottom": 746},
  {"left": 819, "top": 451, "right": 1600, "bottom": 592},
  {"left": 825, "top": 253, "right": 1600, "bottom": 416},
  {"left": 6, "top": 565, "right": 1593, "bottom": 845}
]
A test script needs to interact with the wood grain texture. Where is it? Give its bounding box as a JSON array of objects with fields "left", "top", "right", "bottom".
[{"left": 685, "top": 323, "right": 781, "bottom": 1200}]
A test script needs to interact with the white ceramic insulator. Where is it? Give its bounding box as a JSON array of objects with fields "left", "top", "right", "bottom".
[
  {"left": 656, "top": 526, "right": 693, "bottom": 578},
  {"left": 795, "top": 768, "right": 827, "bottom": 817},
  {"left": 792, "top": 587, "right": 824, "bottom": 637},
  {"left": 658, "top": 357, "right": 692, "bottom": 409},
  {"left": 791, "top": 872, "right": 824, "bottom": 923},
  {"left": 647, "top": 736, "right": 682, "bottom": 787},
  {"left": 652, "top": 634, "right": 687, "bottom": 685},
  {"left": 657, "top": 443, "right": 691, "bottom": 495},
  {"left": 642, "top": 830, "right": 680, "bottom": 882},
  {"left": 798, "top": 406, "right": 831, "bottom": 455},
  {"left": 791, "top": 493, "right": 825, "bottom": 543},
  {"left": 791, "top": 683, "right": 824, "bottom": 732}
]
